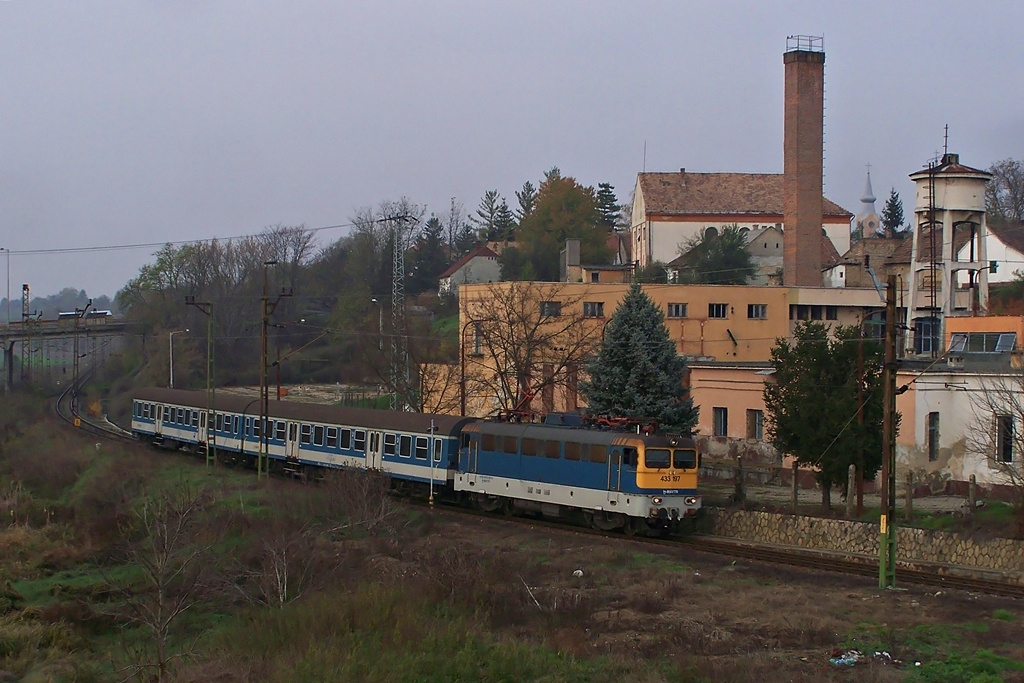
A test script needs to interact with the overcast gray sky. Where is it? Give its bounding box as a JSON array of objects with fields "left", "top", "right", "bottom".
[{"left": 2, "top": 1, "right": 1022, "bottom": 301}]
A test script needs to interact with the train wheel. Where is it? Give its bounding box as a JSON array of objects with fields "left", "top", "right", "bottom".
[{"left": 590, "top": 511, "right": 622, "bottom": 532}]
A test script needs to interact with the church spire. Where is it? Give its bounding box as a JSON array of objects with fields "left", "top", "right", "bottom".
[{"left": 855, "top": 166, "right": 881, "bottom": 239}]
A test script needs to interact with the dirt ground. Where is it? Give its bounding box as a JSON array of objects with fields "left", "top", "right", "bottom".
[{"left": 417, "top": 508, "right": 1024, "bottom": 682}]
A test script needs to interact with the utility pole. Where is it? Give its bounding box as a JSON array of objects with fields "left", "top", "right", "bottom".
[
  {"left": 185, "top": 297, "right": 216, "bottom": 469},
  {"left": 71, "top": 299, "right": 92, "bottom": 416},
  {"left": 259, "top": 261, "right": 291, "bottom": 479},
  {"left": 879, "top": 275, "right": 898, "bottom": 588}
]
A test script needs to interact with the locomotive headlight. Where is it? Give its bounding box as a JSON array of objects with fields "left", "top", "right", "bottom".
[
  {"left": 652, "top": 497, "right": 663, "bottom": 504},
  {"left": 684, "top": 496, "right": 697, "bottom": 505}
]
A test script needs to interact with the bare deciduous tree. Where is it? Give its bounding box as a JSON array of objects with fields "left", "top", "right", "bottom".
[
  {"left": 964, "top": 374, "right": 1024, "bottom": 536},
  {"left": 986, "top": 158, "right": 1024, "bottom": 224},
  {"left": 109, "top": 486, "right": 214, "bottom": 682},
  {"left": 462, "top": 281, "right": 598, "bottom": 417}
]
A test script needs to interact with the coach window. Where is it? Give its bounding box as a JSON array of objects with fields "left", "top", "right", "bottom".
[
  {"left": 434, "top": 438, "right": 443, "bottom": 462},
  {"left": 253, "top": 418, "right": 262, "bottom": 438},
  {"left": 300, "top": 424, "right": 312, "bottom": 445},
  {"left": 399, "top": 435, "right": 412, "bottom": 458},
  {"left": 481, "top": 434, "right": 496, "bottom": 451},
  {"left": 384, "top": 433, "right": 397, "bottom": 456},
  {"left": 341, "top": 428, "right": 352, "bottom": 449},
  {"left": 275, "top": 421, "right": 286, "bottom": 440},
  {"left": 327, "top": 427, "right": 338, "bottom": 448},
  {"left": 645, "top": 448, "right": 671, "bottom": 469},
  {"left": 564, "top": 442, "right": 581, "bottom": 461},
  {"left": 192, "top": 411, "right": 199, "bottom": 427},
  {"left": 313, "top": 425, "right": 325, "bottom": 447},
  {"left": 415, "top": 436, "right": 428, "bottom": 459},
  {"left": 503, "top": 435, "right": 518, "bottom": 454},
  {"left": 545, "top": 441, "right": 560, "bottom": 459},
  {"left": 354, "top": 429, "right": 366, "bottom": 452},
  {"left": 521, "top": 438, "right": 537, "bottom": 456}
]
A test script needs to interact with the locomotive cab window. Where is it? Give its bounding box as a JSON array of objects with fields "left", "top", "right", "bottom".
[
  {"left": 623, "top": 447, "right": 638, "bottom": 467},
  {"left": 461, "top": 433, "right": 472, "bottom": 448},
  {"left": 645, "top": 448, "right": 671, "bottom": 469},
  {"left": 673, "top": 448, "right": 697, "bottom": 469}
]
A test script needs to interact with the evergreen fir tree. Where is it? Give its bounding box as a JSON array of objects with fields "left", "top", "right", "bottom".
[
  {"left": 580, "top": 282, "right": 697, "bottom": 433},
  {"left": 881, "top": 188, "right": 906, "bottom": 238},
  {"left": 596, "top": 182, "right": 620, "bottom": 229},
  {"left": 515, "top": 181, "right": 537, "bottom": 225},
  {"left": 493, "top": 200, "right": 516, "bottom": 242},
  {"left": 471, "top": 189, "right": 501, "bottom": 238}
]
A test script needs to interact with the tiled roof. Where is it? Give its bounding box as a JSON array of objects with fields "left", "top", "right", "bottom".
[
  {"left": 988, "top": 221, "right": 1024, "bottom": 256},
  {"left": 889, "top": 227, "right": 972, "bottom": 264},
  {"left": 438, "top": 244, "right": 498, "bottom": 279},
  {"left": 821, "top": 234, "right": 843, "bottom": 269},
  {"left": 638, "top": 171, "right": 852, "bottom": 218}
]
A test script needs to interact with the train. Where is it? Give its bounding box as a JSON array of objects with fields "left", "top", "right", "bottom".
[{"left": 130, "top": 387, "right": 702, "bottom": 534}]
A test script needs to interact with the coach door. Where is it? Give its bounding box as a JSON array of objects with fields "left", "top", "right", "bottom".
[
  {"left": 464, "top": 434, "right": 479, "bottom": 486},
  {"left": 367, "top": 431, "right": 383, "bottom": 470},
  {"left": 607, "top": 447, "right": 623, "bottom": 492},
  {"left": 286, "top": 423, "right": 300, "bottom": 460},
  {"left": 154, "top": 405, "right": 164, "bottom": 438}
]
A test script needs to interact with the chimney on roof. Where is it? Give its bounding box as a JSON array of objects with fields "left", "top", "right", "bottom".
[
  {"left": 941, "top": 152, "right": 959, "bottom": 166},
  {"left": 783, "top": 35, "right": 825, "bottom": 287}
]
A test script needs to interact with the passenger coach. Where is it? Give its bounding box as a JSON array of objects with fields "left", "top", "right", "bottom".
[{"left": 131, "top": 388, "right": 473, "bottom": 492}]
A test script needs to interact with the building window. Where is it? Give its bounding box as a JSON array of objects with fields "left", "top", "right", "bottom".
[
  {"left": 914, "top": 317, "right": 940, "bottom": 355},
  {"left": 667, "top": 303, "right": 687, "bottom": 319},
  {"left": 746, "top": 409, "right": 763, "bottom": 440},
  {"left": 997, "top": 414, "right": 1014, "bottom": 463},
  {"left": 826, "top": 306, "right": 838, "bottom": 320},
  {"left": 583, "top": 302, "right": 604, "bottom": 318},
  {"left": 713, "top": 407, "right": 728, "bottom": 437},
  {"left": 591, "top": 272, "right": 600, "bottom": 283},
  {"left": 747, "top": 304, "right": 767, "bottom": 320},
  {"left": 927, "top": 412, "right": 939, "bottom": 461},
  {"left": 540, "top": 301, "right": 561, "bottom": 317},
  {"left": 950, "top": 332, "right": 1017, "bottom": 353},
  {"left": 709, "top": 303, "right": 728, "bottom": 319},
  {"left": 471, "top": 322, "right": 482, "bottom": 355}
]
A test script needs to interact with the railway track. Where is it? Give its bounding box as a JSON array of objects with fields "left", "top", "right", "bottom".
[
  {"left": 54, "top": 372, "right": 136, "bottom": 444},
  {"left": 436, "top": 503, "right": 1024, "bottom": 599}
]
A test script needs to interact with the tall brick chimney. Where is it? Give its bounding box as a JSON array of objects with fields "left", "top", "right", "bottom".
[{"left": 783, "top": 36, "right": 824, "bottom": 287}]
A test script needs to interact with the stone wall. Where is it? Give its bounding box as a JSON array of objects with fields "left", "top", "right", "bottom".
[{"left": 706, "top": 508, "right": 1024, "bottom": 582}]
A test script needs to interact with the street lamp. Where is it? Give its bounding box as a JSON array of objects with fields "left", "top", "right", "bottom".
[
  {"left": 370, "top": 297, "right": 383, "bottom": 350},
  {"left": 169, "top": 329, "right": 189, "bottom": 388}
]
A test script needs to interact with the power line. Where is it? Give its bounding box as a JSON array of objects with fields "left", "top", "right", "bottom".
[{"left": 5, "top": 221, "right": 357, "bottom": 257}]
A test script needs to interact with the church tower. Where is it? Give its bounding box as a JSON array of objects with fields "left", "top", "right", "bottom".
[{"left": 854, "top": 169, "right": 880, "bottom": 239}]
